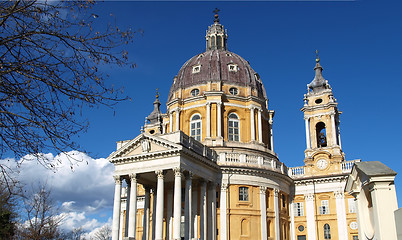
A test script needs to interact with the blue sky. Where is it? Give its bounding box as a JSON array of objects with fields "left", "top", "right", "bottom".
[
  {"left": 11, "top": 0, "right": 402, "bottom": 234},
  {"left": 84, "top": 1, "right": 402, "bottom": 183}
]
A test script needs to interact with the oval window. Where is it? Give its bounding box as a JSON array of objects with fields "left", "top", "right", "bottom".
[
  {"left": 298, "top": 225, "right": 305, "bottom": 232},
  {"left": 315, "top": 98, "right": 323, "bottom": 104},
  {"left": 191, "top": 89, "right": 200, "bottom": 97},
  {"left": 229, "top": 87, "right": 238, "bottom": 95}
]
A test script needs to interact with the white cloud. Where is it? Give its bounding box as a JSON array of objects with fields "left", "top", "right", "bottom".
[
  {"left": 14, "top": 151, "right": 115, "bottom": 212},
  {"left": 4, "top": 151, "right": 116, "bottom": 234}
]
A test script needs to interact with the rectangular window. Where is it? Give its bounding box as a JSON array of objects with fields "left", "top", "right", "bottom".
[
  {"left": 319, "top": 200, "right": 330, "bottom": 215},
  {"left": 297, "top": 236, "right": 306, "bottom": 240},
  {"left": 293, "top": 202, "right": 304, "bottom": 216},
  {"left": 353, "top": 236, "right": 359, "bottom": 240},
  {"left": 348, "top": 198, "right": 356, "bottom": 213},
  {"left": 239, "top": 187, "right": 249, "bottom": 201}
]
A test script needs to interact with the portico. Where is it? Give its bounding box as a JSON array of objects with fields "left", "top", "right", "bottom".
[{"left": 109, "top": 131, "right": 220, "bottom": 240}]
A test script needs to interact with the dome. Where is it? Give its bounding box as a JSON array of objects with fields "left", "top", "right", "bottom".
[
  {"left": 168, "top": 49, "right": 267, "bottom": 101},
  {"left": 168, "top": 15, "right": 267, "bottom": 102}
]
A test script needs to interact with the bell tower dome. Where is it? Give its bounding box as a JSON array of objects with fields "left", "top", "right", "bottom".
[{"left": 301, "top": 52, "right": 344, "bottom": 176}]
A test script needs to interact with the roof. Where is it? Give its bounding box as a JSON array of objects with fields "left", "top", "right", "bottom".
[
  {"left": 168, "top": 49, "right": 267, "bottom": 101},
  {"left": 355, "top": 161, "right": 397, "bottom": 177}
]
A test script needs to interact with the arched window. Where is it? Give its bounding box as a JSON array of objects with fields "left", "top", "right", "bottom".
[
  {"left": 211, "top": 36, "right": 216, "bottom": 49},
  {"left": 228, "top": 113, "right": 240, "bottom": 141},
  {"left": 190, "top": 114, "right": 202, "bottom": 141},
  {"left": 217, "top": 35, "right": 222, "bottom": 49},
  {"left": 324, "top": 224, "right": 331, "bottom": 239},
  {"left": 316, "top": 122, "right": 327, "bottom": 148}
]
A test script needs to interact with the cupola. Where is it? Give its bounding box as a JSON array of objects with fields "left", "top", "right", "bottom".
[{"left": 205, "top": 8, "right": 228, "bottom": 51}]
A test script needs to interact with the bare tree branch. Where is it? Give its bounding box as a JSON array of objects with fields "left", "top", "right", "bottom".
[{"left": 0, "top": 0, "right": 135, "bottom": 172}]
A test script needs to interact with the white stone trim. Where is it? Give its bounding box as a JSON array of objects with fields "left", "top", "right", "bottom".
[
  {"left": 305, "top": 193, "right": 316, "bottom": 240},
  {"left": 334, "top": 191, "right": 348, "bottom": 240}
]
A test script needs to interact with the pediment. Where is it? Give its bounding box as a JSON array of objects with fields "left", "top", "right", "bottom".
[{"left": 108, "top": 133, "right": 181, "bottom": 160}]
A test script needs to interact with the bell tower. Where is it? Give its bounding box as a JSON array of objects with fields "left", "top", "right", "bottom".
[{"left": 301, "top": 52, "right": 344, "bottom": 175}]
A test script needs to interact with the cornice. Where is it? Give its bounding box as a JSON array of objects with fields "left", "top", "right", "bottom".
[
  {"left": 301, "top": 102, "right": 338, "bottom": 113},
  {"left": 220, "top": 166, "right": 294, "bottom": 184},
  {"left": 293, "top": 174, "right": 348, "bottom": 186}
]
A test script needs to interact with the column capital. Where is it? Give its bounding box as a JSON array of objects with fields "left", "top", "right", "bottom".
[
  {"left": 304, "top": 116, "right": 310, "bottom": 120},
  {"left": 304, "top": 193, "right": 314, "bottom": 201},
  {"left": 129, "top": 173, "right": 137, "bottom": 181},
  {"left": 248, "top": 106, "right": 256, "bottom": 110},
  {"left": 185, "top": 171, "right": 193, "bottom": 179},
  {"left": 113, "top": 175, "right": 122, "bottom": 184},
  {"left": 259, "top": 186, "right": 267, "bottom": 194},
  {"left": 216, "top": 102, "right": 222, "bottom": 107},
  {"left": 221, "top": 183, "right": 228, "bottom": 191},
  {"left": 176, "top": 108, "right": 181, "bottom": 113},
  {"left": 334, "top": 191, "right": 344, "bottom": 199},
  {"left": 206, "top": 102, "right": 212, "bottom": 106},
  {"left": 273, "top": 188, "right": 279, "bottom": 197},
  {"left": 155, "top": 170, "right": 165, "bottom": 179},
  {"left": 173, "top": 167, "right": 183, "bottom": 177}
]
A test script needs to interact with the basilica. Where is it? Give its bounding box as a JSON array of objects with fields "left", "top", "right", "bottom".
[{"left": 107, "top": 12, "right": 399, "bottom": 240}]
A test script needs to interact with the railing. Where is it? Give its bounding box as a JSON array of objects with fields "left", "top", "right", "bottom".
[
  {"left": 288, "top": 159, "right": 361, "bottom": 178},
  {"left": 341, "top": 159, "right": 361, "bottom": 173},
  {"left": 288, "top": 166, "right": 305, "bottom": 177},
  {"left": 178, "top": 132, "right": 217, "bottom": 162},
  {"left": 218, "top": 152, "right": 287, "bottom": 175}
]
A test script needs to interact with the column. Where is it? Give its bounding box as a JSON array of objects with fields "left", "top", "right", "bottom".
[
  {"left": 151, "top": 189, "right": 156, "bottom": 240},
  {"left": 185, "top": 173, "right": 193, "bottom": 240},
  {"left": 167, "top": 189, "right": 173, "bottom": 240},
  {"left": 217, "top": 102, "right": 222, "bottom": 137},
  {"left": 338, "top": 125, "right": 342, "bottom": 148},
  {"left": 200, "top": 181, "right": 207, "bottom": 240},
  {"left": 305, "top": 193, "right": 316, "bottom": 240},
  {"left": 334, "top": 191, "right": 348, "bottom": 240},
  {"left": 120, "top": 209, "right": 124, "bottom": 240},
  {"left": 125, "top": 182, "right": 131, "bottom": 237},
  {"left": 274, "top": 189, "right": 280, "bottom": 240},
  {"left": 175, "top": 109, "right": 180, "bottom": 131},
  {"left": 169, "top": 111, "right": 173, "bottom": 133},
  {"left": 128, "top": 174, "right": 138, "bottom": 238},
  {"left": 257, "top": 109, "right": 263, "bottom": 144},
  {"left": 209, "top": 183, "right": 217, "bottom": 240},
  {"left": 142, "top": 187, "right": 150, "bottom": 240},
  {"left": 173, "top": 168, "right": 182, "bottom": 240},
  {"left": 112, "top": 175, "right": 122, "bottom": 240},
  {"left": 269, "top": 117, "right": 274, "bottom": 152},
  {"left": 289, "top": 198, "right": 296, "bottom": 240},
  {"left": 250, "top": 107, "right": 256, "bottom": 141},
  {"left": 331, "top": 113, "right": 337, "bottom": 146},
  {"left": 260, "top": 186, "right": 267, "bottom": 240},
  {"left": 220, "top": 184, "right": 228, "bottom": 240},
  {"left": 155, "top": 170, "right": 165, "bottom": 240},
  {"left": 163, "top": 123, "right": 167, "bottom": 134},
  {"left": 305, "top": 117, "right": 311, "bottom": 149},
  {"left": 192, "top": 182, "right": 199, "bottom": 240},
  {"left": 206, "top": 103, "right": 211, "bottom": 138}
]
